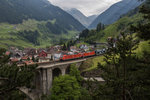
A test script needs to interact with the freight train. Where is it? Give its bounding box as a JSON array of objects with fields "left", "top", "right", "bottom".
[{"left": 60, "top": 49, "right": 106, "bottom": 61}]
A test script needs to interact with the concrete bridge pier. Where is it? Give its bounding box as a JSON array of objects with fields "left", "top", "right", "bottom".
[
  {"left": 75, "top": 62, "right": 83, "bottom": 68},
  {"left": 41, "top": 68, "right": 53, "bottom": 95},
  {"left": 46, "top": 68, "right": 52, "bottom": 94},
  {"left": 61, "top": 66, "right": 67, "bottom": 75},
  {"left": 41, "top": 65, "right": 69, "bottom": 95}
]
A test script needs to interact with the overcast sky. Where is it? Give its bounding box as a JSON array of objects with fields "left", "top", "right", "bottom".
[{"left": 48, "top": 0, "right": 122, "bottom": 16}]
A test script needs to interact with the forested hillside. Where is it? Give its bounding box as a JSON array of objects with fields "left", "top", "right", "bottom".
[
  {"left": 80, "top": 7, "right": 143, "bottom": 43},
  {"left": 0, "top": 0, "right": 85, "bottom": 48}
]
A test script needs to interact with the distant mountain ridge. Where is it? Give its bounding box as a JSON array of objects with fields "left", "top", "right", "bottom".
[
  {"left": 0, "top": 0, "right": 85, "bottom": 31},
  {"left": 0, "top": 0, "right": 85, "bottom": 48},
  {"left": 89, "top": 0, "right": 144, "bottom": 29},
  {"left": 66, "top": 8, "right": 97, "bottom": 27}
]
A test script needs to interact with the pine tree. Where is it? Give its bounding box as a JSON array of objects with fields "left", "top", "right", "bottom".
[
  {"left": 79, "top": 29, "right": 89, "bottom": 38},
  {"left": 130, "top": 0, "right": 150, "bottom": 40},
  {"left": 96, "top": 33, "right": 139, "bottom": 100},
  {"left": 0, "top": 48, "right": 36, "bottom": 99},
  {"left": 96, "top": 23, "right": 102, "bottom": 32},
  {"left": 69, "top": 64, "right": 83, "bottom": 84},
  {"left": 96, "top": 22, "right": 105, "bottom": 32},
  {"left": 62, "top": 43, "right": 67, "bottom": 51}
]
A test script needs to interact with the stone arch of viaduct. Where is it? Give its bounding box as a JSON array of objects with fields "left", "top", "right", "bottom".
[{"left": 35, "top": 59, "right": 86, "bottom": 95}]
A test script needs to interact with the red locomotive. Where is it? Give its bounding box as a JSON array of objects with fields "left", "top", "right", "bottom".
[{"left": 60, "top": 51, "right": 95, "bottom": 61}]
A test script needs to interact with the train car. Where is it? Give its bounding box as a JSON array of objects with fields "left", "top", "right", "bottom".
[
  {"left": 83, "top": 51, "right": 95, "bottom": 57},
  {"left": 95, "top": 48, "right": 107, "bottom": 55},
  {"left": 95, "top": 49, "right": 103, "bottom": 55},
  {"left": 60, "top": 53, "right": 82, "bottom": 61}
]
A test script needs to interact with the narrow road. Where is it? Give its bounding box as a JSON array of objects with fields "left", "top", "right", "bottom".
[{"left": 84, "top": 77, "right": 104, "bottom": 82}]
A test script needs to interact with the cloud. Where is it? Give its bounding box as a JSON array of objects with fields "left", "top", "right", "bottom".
[{"left": 48, "top": 0, "right": 122, "bottom": 16}]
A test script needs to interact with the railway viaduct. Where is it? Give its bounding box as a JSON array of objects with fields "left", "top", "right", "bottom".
[
  {"left": 21, "top": 59, "right": 86, "bottom": 100},
  {"left": 37, "top": 59, "right": 86, "bottom": 94}
]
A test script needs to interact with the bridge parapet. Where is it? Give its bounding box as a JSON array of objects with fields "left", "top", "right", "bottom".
[{"left": 37, "top": 59, "right": 86, "bottom": 69}]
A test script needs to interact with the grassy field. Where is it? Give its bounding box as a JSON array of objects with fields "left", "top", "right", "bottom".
[
  {"left": 80, "top": 56, "right": 106, "bottom": 72},
  {"left": 135, "top": 40, "right": 150, "bottom": 58},
  {"left": 0, "top": 19, "right": 78, "bottom": 49},
  {"left": 0, "top": 23, "right": 33, "bottom": 48}
]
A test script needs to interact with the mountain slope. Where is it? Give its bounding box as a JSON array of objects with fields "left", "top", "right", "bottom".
[
  {"left": 80, "top": 7, "right": 144, "bottom": 43},
  {"left": 0, "top": 0, "right": 85, "bottom": 48},
  {"left": 89, "top": 0, "right": 144, "bottom": 29},
  {"left": 0, "top": 0, "right": 85, "bottom": 30},
  {"left": 66, "top": 8, "right": 97, "bottom": 27},
  {"left": 88, "top": 15, "right": 97, "bottom": 24}
]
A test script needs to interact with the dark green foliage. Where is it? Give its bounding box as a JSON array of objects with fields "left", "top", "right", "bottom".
[
  {"left": 48, "top": 64, "right": 91, "bottom": 100},
  {"left": 50, "top": 75, "right": 81, "bottom": 100},
  {"left": 127, "top": 51, "right": 150, "bottom": 100},
  {"left": 0, "top": 49, "right": 10, "bottom": 65},
  {"left": 0, "top": 48, "right": 37, "bottom": 99},
  {"left": 68, "top": 65, "right": 92, "bottom": 100},
  {"left": 97, "top": 62, "right": 102, "bottom": 69},
  {"left": 32, "top": 56, "right": 35, "bottom": 62},
  {"left": 96, "top": 23, "right": 105, "bottom": 32},
  {"left": 69, "top": 64, "right": 83, "bottom": 84},
  {"left": 95, "top": 32, "right": 150, "bottom": 100},
  {"left": 62, "top": 43, "right": 67, "bottom": 51},
  {"left": 3, "top": 90, "right": 26, "bottom": 100},
  {"left": 46, "top": 22, "right": 67, "bottom": 34},
  {"left": 79, "top": 88, "right": 92, "bottom": 100},
  {"left": 130, "top": 0, "right": 150, "bottom": 40},
  {"left": 95, "top": 33, "right": 138, "bottom": 100},
  {"left": 62, "top": 40, "right": 76, "bottom": 50},
  {"left": 19, "top": 30, "right": 40, "bottom": 45},
  {"left": 131, "top": 23, "right": 150, "bottom": 40},
  {"left": 79, "top": 29, "right": 89, "bottom": 38},
  {"left": 79, "top": 29, "right": 98, "bottom": 43}
]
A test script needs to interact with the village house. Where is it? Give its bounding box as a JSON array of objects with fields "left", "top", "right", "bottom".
[
  {"left": 47, "top": 52, "right": 53, "bottom": 60},
  {"left": 38, "top": 50, "right": 49, "bottom": 63},
  {"left": 9, "top": 47, "right": 24, "bottom": 58},
  {"left": 27, "top": 48, "right": 37, "bottom": 56},
  {"left": 38, "top": 50, "right": 47, "bottom": 58},
  {"left": 38, "top": 58, "right": 50, "bottom": 63},
  {"left": 10, "top": 58, "right": 19, "bottom": 63},
  {"left": 80, "top": 44, "right": 89, "bottom": 51},
  {"left": 23, "top": 60, "right": 34, "bottom": 65},
  {"left": 70, "top": 46, "right": 78, "bottom": 52},
  {"left": 5, "top": 51, "right": 10, "bottom": 56},
  {"left": 54, "top": 45, "right": 63, "bottom": 51},
  {"left": 52, "top": 51, "right": 62, "bottom": 61},
  {"left": 21, "top": 56, "right": 30, "bottom": 61}
]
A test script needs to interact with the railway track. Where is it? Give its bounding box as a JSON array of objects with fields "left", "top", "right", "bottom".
[{"left": 18, "top": 54, "right": 103, "bottom": 67}]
